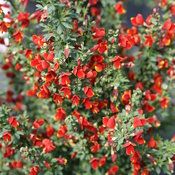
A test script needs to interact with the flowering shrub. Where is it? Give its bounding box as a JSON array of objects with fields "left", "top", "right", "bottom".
[{"left": 0, "top": 0, "right": 175, "bottom": 174}]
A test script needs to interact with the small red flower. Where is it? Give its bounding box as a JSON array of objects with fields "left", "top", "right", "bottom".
[
  {"left": 43, "top": 52, "right": 54, "bottom": 62},
  {"left": 9, "top": 160, "right": 23, "bottom": 169},
  {"left": 144, "top": 90, "right": 156, "bottom": 101},
  {"left": 89, "top": 0, "right": 98, "bottom": 5},
  {"left": 143, "top": 102, "right": 155, "bottom": 113},
  {"left": 170, "top": 4, "right": 175, "bottom": 16},
  {"left": 55, "top": 108, "right": 66, "bottom": 121},
  {"left": 159, "top": 97, "right": 169, "bottom": 109},
  {"left": 59, "top": 73, "right": 71, "bottom": 86},
  {"left": 3, "top": 131, "right": 12, "bottom": 142},
  {"left": 133, "top": 131, "right": 145, "bottom": 145},
  {"left": 99, "top": 156, "right": 107, "bottom": 167},
  {"left": 56, "top": 157, "right": 67, "bottom": 165},
  {"left": 4, "top": 146, "right": 15, "bottom": 158},
  {"left": 60, "top": 86, "right": 72, "bottom": 98},
  {"left": 53, "top": 93, "right": 63, "bottom": 104},
  {"left": 7, "top": 116, "right": 19, "bottom": 128},
  {"left": 90, "top": 157, "right": 99, "bottom": 170},
  {"left": 29, "top": 166, "right": 40, "bottom": 175},
  {"left": 37, "top": 86, "right": 50, "bottom": 99},
  {"left": 123, "top": 141, "right": 136, "bottom": 155},
  {"left": 57, "top": 125, "right": 67, "bottom": 138},
  {"left": 121, "top": 90, "right": 131, "bottom": 105},
  {"left": 147, "top": 137, "right": 157, "bottom": 149},
  {"left": 131, "top": 14, "right": 144, "bottom": 26},
  {"left": 112, "top": 56, "right": 123, "bottom": 69},
  {"left": 107, "top": 165, "right": 119, "bottom": 175},
  {"left": 83, "top": 86, "right": 94, "bottom": 98},
  {"left": 114, "top": 1, "right": 126, "bottom": 14},
  {"left": 32, "top": 35, "right": 45, "bottom": 47},
  {"left": 42, "top": 139, "right": 55, "bottom": 153},
  {"left": 17, "top": 12, "right": 30, "bottom": 28},
  {"left": 92, "top": 27, "right": 106, "bottom": 40},
  {"left": 157, "top": 58, "right": 168, "bottom": 69},
  {"left": 90, "top": 142, "right": 101, "bottom": 153},
  {"left": 103, "top": 116, "right": 116, "bottom": 129},
  {"left": 97, "top": 40, "right": 108, "bottom": 54},
  {"left": 144, "top": 35, "right": 154, "bottom": 47},
  {"left": 133, "top": 117, "right": 147, "bottom": 128},
  {"left": 13, "top": 31, "right": 23, "bottom": 43},
  {"left": 118, "top": 34, "right": 135, "bottom": 49},
  {"left": 71, "top": 95, "right": 80, "bottom": 106},
  {"left": 73, "top": 66, "right": 85, "bottom": 79},
  {"left": 46, "top": 125, "right": 55, "bottom": 137},
  {"left": 33, "top": 118, "right": 45, "bottom": 129}
]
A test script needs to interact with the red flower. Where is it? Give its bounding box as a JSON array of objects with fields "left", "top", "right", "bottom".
[
  {"left": 55, "top": 108, "right": 66, "bottom": 121},
  {"left": 103, "top": 116, "right": 116, "bottom": 129},
  {"left": 46, "top": 125, "right": 55, "bottom": 137},
  {"left": 71, "top": 95, "right": 80, "bottom": 106},
  {"left": 4, "top": 146, "right": 15, "bottom": 158},
  {"left": 143, "top": 102, "right": 155, "bottom": 113},
  {"left": 37, "top": 86, "right": 50, "bottom": 99},
  {"left": 131, "top": 14, "right": 144, "bottom": 26},
  {"left": 170, "top": 4, "right": 175, "bottom": 16},
  {"left": 144, "top": 90, "right": 156, "bottom": 101},
  {"left": 42, "top": 139, "right": 55, "bottom": 153},
  {"left": 99, "top": 156, "right": 107, "bottom": 167},
  {"left": 7, "top": 116, "right": 19, "bottom": 128},
  {"left": 73, "top": 66, "right": 85, "bottom": 79},
  {"left": 83, "top": 86, "right": 94, "bottom": 98},
  {"left": 29, "top": 166, "right": 40, "bottom": 175},
  {"left": 60, "top": 86, "right": 72, "bottom": 98},
  {"left": 33, "top": 118, "right": 45, "bottom": 129},
  {"left": 90, "top": 6, "right": 101, "bottom": 16},
  {"left": 53, "top": 93, "right": 63, "bottom": 104},
  {"left": 162, "top": 19, "right": 172, "bottom": 31},
  {"left": 57, "top": 125, "right": 67, "bottom": 138},
  {"left": 121, "top": 90, "right": 131, "bottom": 105},
  {"left": 3, "top": 131, "right": 11, "bottom": 142},
  {"left": 17, "top": 12, "right": 30, "bottom": 28},
  {"left": 32, "top": 35, "right": 45, "bottom": 47},
  {"left": 13, "top": 31, "right": 23, "bottom": 43},
  {"left": 157, "top": 58, "right": 168, "bottom": 69},
  {"left": 90, "top": 157, "right": 99, "bottom": 170},
  {"left": 114, "top": 1, "right": 126, "bottom": 14},
  {"left": 133, "top": 131, "right": 145, "bottom": 145},
  {"left": 148, "top": 137, "right": 157, "bottom": 149},
  {"left": 92, "top": 27, "right": 106, "bottom": 40},
  {"left": 43, "top": 52, "right": 54, "bottom": 62},
  {"left": 59, "top": 73, "right": 71, "bottom": 86},
  {"left": 118, "top": 34, "right": 135, "bottom": 49},
  {"left": 159, "top": 97, "right": 169, "bottom": 109},
  {"left": 97, "top": 40, "right": 108, "bottom": 54},
  {"left": 90, "top": 142, "right": 101, "bottom": 153},
  {"left": 89, "top": 0, "right": 98, "bottom": 5},
  {"left": 112, "top": 56, "right": 123, "bottom": 69},
  {"left": 56, "top": 157, "right": 67, "bottom": 165},
  {"left": 94, "top": 63, "right": 105, "bottom": 72},
  {"left": 123, "top": 141, "right": 136, "bottom": 155},
  {"left": 9, "top": 160, "right": 23, "bottom": 169},
  {"left": 133, "top": 117, "right": 147, "bottom": 128},
  {"left": 144, "top": 35, "right": 154, "bottom": 47},
  {"left": 107, "top": 165, "right": 119, "bottom": 175}
]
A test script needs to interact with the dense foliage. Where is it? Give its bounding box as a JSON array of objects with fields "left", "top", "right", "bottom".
[{"left": 0, "top": 0, "right": 175, "bottom": 174}]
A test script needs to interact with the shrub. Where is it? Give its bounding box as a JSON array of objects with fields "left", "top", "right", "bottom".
[{"left": 0, "top": 0, "right": 175, "bottom": 174}]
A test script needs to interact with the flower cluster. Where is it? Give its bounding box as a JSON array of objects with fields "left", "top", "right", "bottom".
[{"left": 0, "top": 0, "right": 175, "bottom": 174}]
